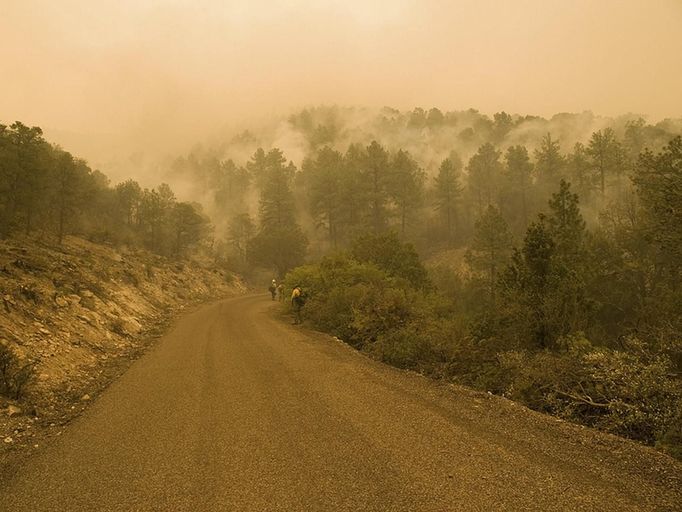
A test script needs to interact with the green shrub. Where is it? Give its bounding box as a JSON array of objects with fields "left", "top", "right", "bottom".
[
  {"left": 499, "top": 345, "right": 681, "bottom": 446},
  {"left": 349, "top": 284, "right": 413, "bottom": 345},
  {"left": 284, "top": 254, "right": 392, "bottom": 341},
  {"left": 307, "top": 285, "right": 366, "bottom": 345},
  {"left": 369, "top": 318, "right": 453, "bottom": 372},
  {"left": 351, "top": 232, "right": 430, "bottom": 289}
]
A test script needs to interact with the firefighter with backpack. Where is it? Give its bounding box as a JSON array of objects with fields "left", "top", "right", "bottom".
[{"left": 291, "top": 285, "right": 305, "bottom": 324}]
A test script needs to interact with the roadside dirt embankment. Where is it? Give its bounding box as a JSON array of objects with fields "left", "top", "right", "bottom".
[{"left": 0, "top": 235, "right": 244, "bottom": 456}]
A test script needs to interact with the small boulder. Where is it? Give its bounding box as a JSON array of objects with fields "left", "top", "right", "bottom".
[{"left": 80, "top": 394, "right": 91, "bottom": 401}]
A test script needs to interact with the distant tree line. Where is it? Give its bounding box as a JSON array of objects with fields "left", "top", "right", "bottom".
[
  {"left": 0, "top": 122, "right": 210, "bottom": 257},
  {"left": 167, "top": 108, "right": 681, "bottom": 275}
]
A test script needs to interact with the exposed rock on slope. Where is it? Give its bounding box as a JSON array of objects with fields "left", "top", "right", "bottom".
[{"left": 0, "top": 235, "right": 243, "bottom": 454}]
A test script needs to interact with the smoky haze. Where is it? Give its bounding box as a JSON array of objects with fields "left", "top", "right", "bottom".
[{"left": 1, "top": 0, "right": 681, "bottom": 179}]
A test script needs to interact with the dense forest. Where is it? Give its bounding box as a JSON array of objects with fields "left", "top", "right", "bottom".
[{"left": 1, "top": 107, "right": 681, "bottom": 457}]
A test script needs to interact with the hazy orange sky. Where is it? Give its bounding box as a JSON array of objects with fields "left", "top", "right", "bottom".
[{"left": 1, "top": 0, "right": 681, "bottom": 159}]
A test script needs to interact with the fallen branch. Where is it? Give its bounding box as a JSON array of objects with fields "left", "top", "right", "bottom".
[{"left": 553, "top": 389, "right": 611, "bottom": 408}]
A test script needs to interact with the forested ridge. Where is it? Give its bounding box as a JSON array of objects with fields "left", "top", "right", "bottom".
[
  {"left": 0, "top": 122, "right": 211, "bottom": 257},
  {"left": 1, "top": 107, "right": 681, "bottom": 458}
]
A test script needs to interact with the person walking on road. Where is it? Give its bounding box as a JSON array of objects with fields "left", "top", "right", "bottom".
[
  {"left": 291, "top": 285, "right": 304, "bottom": 324},
  {"left": 268, "top": 279, "right": 277, "bottom": 301}
]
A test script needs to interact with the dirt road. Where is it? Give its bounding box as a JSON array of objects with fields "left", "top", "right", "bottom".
[{"left": 2, "top": 294, "right": 680, "bottom": 511}]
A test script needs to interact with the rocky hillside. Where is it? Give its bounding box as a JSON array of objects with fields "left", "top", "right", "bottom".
[{"left": 0, "top": 236, "right": 244, "bottom": 456}]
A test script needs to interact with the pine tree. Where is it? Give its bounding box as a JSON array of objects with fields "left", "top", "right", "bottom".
[
  {"left": 246, "top": 148, "right": 268, "bottom": 189},
  {"left": 256, "top": 149, "right": 297, "bottom": 229},
  {"left": 501, "top": 215, "right": 556, "bottom": 348},
  {"left": 465, "top": 204, "right": 513, "bottom": 304},
  {"left": 624, "top": 118, "right": 647, "bottom": 165},
  {"left": 389, "top": 149, "right": 425, "bottom": 236},
  {"left": 503, "top": 145, "right": 534, "bottom": 231},
  {"left": 566, "top": 142, "right": 594, "bottom": 202},
  {"left": 502, "top": 186, "right": 591, "bottom": 350},
  {"left": 227, "top": 213, "right": 255, "bottom": 263},
  {"left": 302, "top": 146, "right": 345, "bottom": 246},
  {"left": 492, "top": 111, "right": 514, "bottom": 143},
  {"left": 534, "top": 133, "right": 565, "bottom": 193},
  {"left": 115, "top": 179, "right": 143, "bottom": 227},
  {"left": 633, "top": 136, "right": 682, "bottom": 282},
  {"left": 362, "top": 141, "right": 392, "bottom": 233},
  {"left": 6, "top": 122, "right": 49, "bottom": 233},
  {"left": 547, "top": 180, "right": 586, "bottom": 261},
  {"left": 170, "top": 202, "right": 211, "bottom": 257},
  {"left": 139, "top": 184, "right": 176, "bottom": 253},
  {"left": 467, "top": 143, "right": 503, "bottom": 214},
  {"left": 250, "top": 149, "right": 308, "bottom": 275},
  {"left": 341, "top": 143, "right": 368, "bottom": 239},
  {"left": 433, "top": 156, "right": 463, "bottom": 245},
  {"left": 587, "top": 128, "right": 624, "bottom": 197},
  {"left": 51, "top": 152, "right": 86, "bottom": 243},
  {"left": 213, "top": 159, "right": 250, "bottom": 215}
]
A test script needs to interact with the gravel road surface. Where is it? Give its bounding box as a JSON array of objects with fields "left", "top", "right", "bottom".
[{"left": 2, "top": 294, "right": 681, "bottom": 511}]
